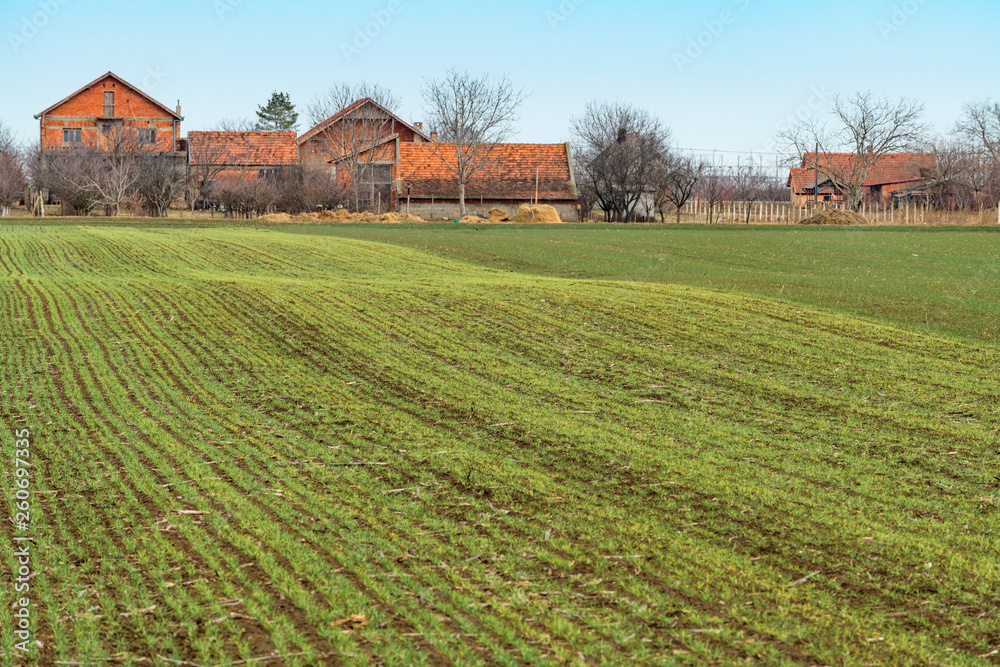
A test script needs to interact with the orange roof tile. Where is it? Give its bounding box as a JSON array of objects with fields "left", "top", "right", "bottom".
[
  {"left": 188, "top": 131, "right": 298, "bottom": 167},
  {"left": 35, "top": 71, "right": 182, "bottom": 120},
  {"left": 298, "top": 98, "right": 430, "bottom": 146},
  {"left": 788, "top": 153, "right": 935, "bottom": 191},
  {"left": 398, "top": 143, "right": 576, "bottom": 201}
]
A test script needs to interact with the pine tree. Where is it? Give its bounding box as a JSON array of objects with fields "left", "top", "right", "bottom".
[{"left": 256, "top": 92, "right": 299, "bottom": 132}]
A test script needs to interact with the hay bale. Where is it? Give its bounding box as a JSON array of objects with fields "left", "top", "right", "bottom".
[
  {"left": 799, "top": 209, "right": 869, "bottom": 226},
  {"left": 514, "top": 204, "right": 561, "bottom": 223},
  {"left": 488, "top": 208, "right": 511, "bottom": 222},
  {"left": 332, "top": 209, "right": 358, "bottom": 222}
]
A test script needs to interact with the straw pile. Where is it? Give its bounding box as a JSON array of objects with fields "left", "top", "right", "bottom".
[
  {"left": 260, "top": 210, "right": 426, "bottom": 224},
  {"left": 488, "top": 208, "right": 511, "bottom": 222},
  {"left": 514, "top": 204, "right": 561, "bottom": 223},
  {"left": 799, "top": 210, "right": 869, "bottom": 226}
]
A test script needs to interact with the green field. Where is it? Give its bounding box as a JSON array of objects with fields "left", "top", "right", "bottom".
[
  {"left": 285, "top": 223, "right": 1000, "bottom": 346},
  {"left": 1, "top": 223, "right": 998, "bottom": 666}
]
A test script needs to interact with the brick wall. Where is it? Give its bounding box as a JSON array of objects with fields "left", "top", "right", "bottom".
[{"left": 38, "top": 74, "right": 181, "bottom": 151}]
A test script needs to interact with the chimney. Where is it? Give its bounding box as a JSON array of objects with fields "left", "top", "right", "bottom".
[
  {"left": 176, "top": 101, "right": 182, "bottom": 117},
  {"left": 430, "top": 131, "right": 438, "bottom": 142}
]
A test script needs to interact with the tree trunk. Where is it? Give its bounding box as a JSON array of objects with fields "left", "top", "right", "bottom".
[{"left": 458, "top": 180, "right": 466, "bottom": 218}]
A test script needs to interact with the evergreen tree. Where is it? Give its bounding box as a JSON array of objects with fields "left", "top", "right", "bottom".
[{"left": 256, "top": 92, "right": 299, "bottom": 132}]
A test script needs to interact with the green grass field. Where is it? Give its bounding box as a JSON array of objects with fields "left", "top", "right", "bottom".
[
  {"left": 1, "top": 223, "right": 998, "bottom": 666},
  {"left": 285, "top": 223, "right": 1000, "bottom": 346}
]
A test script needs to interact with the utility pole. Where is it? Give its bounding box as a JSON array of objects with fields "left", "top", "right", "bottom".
[{"left": 813, "top": 142, "right": 819, "bottom": 208}]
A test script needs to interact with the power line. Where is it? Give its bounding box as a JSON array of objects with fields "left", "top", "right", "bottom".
[{"left": 676, "top": 147, "right": 787, "bottom": 156}]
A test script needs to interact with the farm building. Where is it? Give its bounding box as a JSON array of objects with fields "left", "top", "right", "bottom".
[
  {"left": 188, "top": 131, "right": 299, "bottom": 180},
  {"left": 297, "top": 97, "right": 432, "bottom": 170},
  {"left": 788, "top": 153, "right": 936, "bottom": 206},
  {"left": 301, "top": 98, "right": 578, "bottom": 219},
  {"left": 187, "top": 131, "right": 300, "bottom": 210},
  {"left": 393, "top": 143, "right": 580, "bottom": 221},
  {"left": 34, "top": 71, "right": 185, "bottom": 153}
]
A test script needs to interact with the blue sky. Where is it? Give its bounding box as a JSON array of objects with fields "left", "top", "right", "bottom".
[{"left": 1, "top": 0, "right": 995, "bottom": 163}]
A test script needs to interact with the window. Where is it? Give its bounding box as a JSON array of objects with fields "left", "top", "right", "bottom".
[
  {"left": 257, "top": 168, "right": 279, "bottom": 182},
  {"left": 104, "top": 91, "right": 115, "bottom": 117},
  {"left": 63, "top": 128, "right": 82, "bottom": 144},
  {"left": 139, "top": 129, "right": 157, "bottom": 145}
]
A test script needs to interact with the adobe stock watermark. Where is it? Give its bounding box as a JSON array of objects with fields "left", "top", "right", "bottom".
[
  {"left": 674, "top": 0, "right": 751, "bottom": 73},
  {"left": 214, "top": 0, "right": 244, "bottom": 21},
  {"left": 8, "top": 0, "right": 72, "bottom": 54},
  {"left": 341, "top": 1, "right": 404, "bottom": 63},
  {"left": 878, "top": 0, "right": 929, "bottom": 40},
  {"left": 546, "top": 0, "right": 586, "bottom": 30},
  {"left": 12, "top": 428, "right": 35, "bottom": 655},
  {"left": 141, "top": 66, "right": 169, "bottom": 93}
]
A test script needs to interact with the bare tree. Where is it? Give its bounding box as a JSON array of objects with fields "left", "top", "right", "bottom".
[
  {"left": 213, "top": 176, "right": 280, "bottom": 219},
  {"left": 700, "top": 168, "right": 729, "bottom": 224},
  {"left": 957, "top": 100, "right": 1000, "bottom": 220},
  {"left": 306, "top": 83, "right": 403, "bottom": 212},
  {"left": 779, "top": 91, "right": 930, "bottom": 211},
  {"left": 654, "top": 155, "right": 705, "bottom": 224},
  {"left": 731, "top": 157, "right": 770, "bottom": 224},
  {"left": 957, "top": 100, "right": 1000, "bottom": 164},
  {"left": 214, "top": 117, "right": 258, "bottom": 132},
  {"left": 422, "top": 69, "right": 528, "bottom": 217},
  {"left": 0, "top": 121, "right": 16, "bottom": 156},
  {"left": 0, "top": 150, "right": 26, "bottom": 217},
  {"left": 280, "top": 165, "right": 349, "bottom": 214},
  {"left": 135, "top": 152, "right": 186, "bottom": 217},
  {"left": 37, "top": 148, "right": 104, "bottom": 216},
  {"left": 925, "top": 141, "right": 968, "bottom": 210},
  {"left": 958, "top": 147, "right": 998, "bottom": 212},
  {"left": 574, "top": 153, "right": 599, "bottom": 222},
  {"left": 187, "top": 140, "right": 231, "bottom": 212},
  {"left": 92, "top": 125, "right": 143, "bottom": 216},
  {"left": 0, "top": 120, "right": 24, "bottom": 216},
  {"left": 758, "top": 173, "right": 791, "bottom": 204},
  {"left": 571, "top": 101, "right": 672, "bottom": 222}
]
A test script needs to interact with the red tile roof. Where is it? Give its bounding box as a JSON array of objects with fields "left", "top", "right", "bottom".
[
  {"left": 188, "top": 131, "right": 299, "bottom": 167},
  {"left": 788, "top": 153, "right": 935, "bottom": 191},
  {"left": 298, "top": 97, "right": 431, "bottom": 146},
  {"left": 35, "top": 71, "right": 182, "bottom": 120},
  {"left": 398, "top": 143, "right": 577, "bottom": 201}
]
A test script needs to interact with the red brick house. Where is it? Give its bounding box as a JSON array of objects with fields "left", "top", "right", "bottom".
[
  {"left": 34, "top": 72, "right": 184, "bottom": 152},
  {"left": 788, "top": 152, "right": 936, "bottom": 206}
]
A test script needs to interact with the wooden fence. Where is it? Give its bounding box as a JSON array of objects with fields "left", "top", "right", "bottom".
[{"left": 673, "top": 200, "right": 938, "bottom": 225}]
